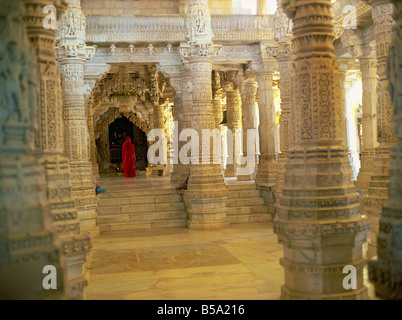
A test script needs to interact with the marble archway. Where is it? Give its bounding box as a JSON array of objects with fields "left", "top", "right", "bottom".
[{"left": 95, "top": 108, "right": 150, "bottom": 173}]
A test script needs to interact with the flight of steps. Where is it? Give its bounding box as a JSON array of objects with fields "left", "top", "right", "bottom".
[
  {"left": 226, "top": 182, "right": 272, "bottom": 224},
  {"left": 97, "top": 179, "right": 187, "bottom": 232}
]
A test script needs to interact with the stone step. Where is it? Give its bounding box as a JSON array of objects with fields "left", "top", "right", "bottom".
[
  {"left": 226, "top": 197, "right": 266, "bottom": 207},
  {"left": 227, "top": 189, "right": 261, "bottom": 199},
  {"left": 99, "top": 219, "right": 187, "bottom": 232},
  {"left": 98, "top": 202, "right": 186, "bottom": 215},
  {"left": 99, "top": 187, "right": 177, "bottom": 196},
  {"left": 226, "top": 205, "right": 269, "bottom": 216},
  {"left": 228, "top": 213, "right": 272, "bottom": 224},
  {"left": 98, "top": 194, "right": 183, "bottom": 206},
  {"left": 226, "top": 183, "right": 257, "bottom": 191},
  {"left": 98, "top": 210, "right": 187, "bottom": 224}
]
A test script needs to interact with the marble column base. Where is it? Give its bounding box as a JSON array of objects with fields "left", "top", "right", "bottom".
[
  {"left": 185, "top": 196, "right": 229, "bottom": 230},
  {"left": 362, "top": 146, "right": 391, "bottom": 259},
  {"left": 274, "top": 146, "right": 369, "bottom": 299},
  {"left": 256, "top": 153, "right": 277, "bottom": 185},
  {"left": 0, "top": 156, "right": 66, "bottom": 299},
  {"left": 355, "top": 148, "right": 377, "bottom": 199},
  {"left": 69, "top": 161, "right": 99, "bottom": 237}
]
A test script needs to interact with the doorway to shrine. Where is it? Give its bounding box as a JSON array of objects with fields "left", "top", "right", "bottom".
[{"left": 97, "top": 116, "right": 148, "bottom": 173}]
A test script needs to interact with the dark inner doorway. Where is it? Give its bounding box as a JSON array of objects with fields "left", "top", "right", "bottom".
[{"left": 108, "top": 116, "right": 148, "bottom": 171}]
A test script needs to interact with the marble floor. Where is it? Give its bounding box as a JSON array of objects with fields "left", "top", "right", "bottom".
[
  {"left": 86, "top": 222, "right": 285, "bottom": 300},
  {"left": 87, "top": 174, "right": 376, "bottom": 300}
]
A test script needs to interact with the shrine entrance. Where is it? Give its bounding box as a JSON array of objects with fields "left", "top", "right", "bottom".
[{"left": 97, "top": 116, "right": 148, "bottom": 173}]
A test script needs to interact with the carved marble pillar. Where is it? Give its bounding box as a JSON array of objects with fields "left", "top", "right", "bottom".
[
  {"left": 237, "top": 69, "right": 258, "bottom": 181},
  {"left": 178, "top": 72, "right": 193, "bottom": 185},
  {"left": 338, "top": 59, "right": 351, "bottom": 147},
  {"left": 257, "top": 0, "right": 267, "bottom": 14},
  {"left": 169, "top": 76, "right": 184, "bottom": 183},
  {"left": 23, "top": 0, "right": 91, "bottom": 299},
  {"left": 86, "top": 98, "right": 99, "bottom": 180},
  {"left": 273, "top": 0, "right": 369, "bottom": 299},
  {"left": 158, "top": 64, "right": 190, "bottom": 185},
  {"left": 180, "top": 0, "right": 228, "bottom": 230},
  {"left": 356, "top": 47, "right": 379, "bottom": 197},
  {"left": 0, "top": 0, "right": 67, "bottom": 299},
  {"left": 179, "top": 0, "right": 188, "bottom": 14},
  {"left": 252, "top": 62, "right": 278, "bottom": 186},
  {"left": 369, "top": 0, "right": 402, "bottom": 299},
  {"left": 362, "top": 0, "right": 396, "bottom": 259},
  {"left": 212, "top": 70, "right": 225, "bottom": 174},
  {"left": 56, "top": 0, "right": 98, "bottom": 237},
  {"left": 222, "top": 71, "right": 243, "bottom": 178},
  {"left": 274, "top": 44, "right": 294, "bottom": 196}
]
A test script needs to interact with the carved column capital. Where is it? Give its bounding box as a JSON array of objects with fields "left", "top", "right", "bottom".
[{"left": 56, "top": 3, "right": 95, "bottom": 62}]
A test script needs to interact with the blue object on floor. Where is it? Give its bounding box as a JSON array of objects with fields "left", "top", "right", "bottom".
[{"left": 96, "top": 187, "right": 106, "bottom": 194}]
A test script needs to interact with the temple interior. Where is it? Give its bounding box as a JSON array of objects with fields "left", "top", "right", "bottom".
[{"left": 0, "top": 0, "right": 401, "bottom": 301}]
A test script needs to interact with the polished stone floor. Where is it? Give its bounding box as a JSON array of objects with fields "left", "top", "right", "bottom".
[
  {"left": 86, "top": 221, "right": 376, "bottom": 300},
  {"left": 86, "top": 222, "right": 285, "bottom": 300}
]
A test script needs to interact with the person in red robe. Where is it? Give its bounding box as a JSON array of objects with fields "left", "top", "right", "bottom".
[{"left": 122, "top": 136, "right": 136, "bottom": 177}]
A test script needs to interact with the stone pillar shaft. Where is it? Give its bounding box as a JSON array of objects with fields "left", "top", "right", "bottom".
[
  {"left": 356, "top": 55, "right": 378, "bottom": 196},
  {"left": 273, "top": 0, "right": 369, "bottom": 299},
  {"left": 255, "top": 68, "right": 277, "bottom": 185},
  {"left": 363, "top": 0, "right": 396, "bottom": 259},
  {"left": 23, "top": 0, "right": 91, "bottom": 299},
  {"left": 181, "top": 0, "right": 228, "bottom": 230},
  {"left": 0, "top": 0, "right": 66, "bottom": 299},
  {"left": 369, "top": 0, "right": 402, "bottom": 299},
  {"left": 275, "top": 53, "right": 294, "bottom": 196},
  {"left": 238, "top": 74, "right": 258, "bottom": 181},
  {"left": 224, "top": 85, "right": 242, "bottom": 178},
  {"left": 56, "top": 2, "right": 98, "bottom": 236}
]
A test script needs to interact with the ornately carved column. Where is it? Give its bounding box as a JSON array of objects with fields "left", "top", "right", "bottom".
[
  {"left": 338, "top": 59, "right": 351, "bottom": 147},
  {"left": 222, "top": 71, "right": 243, "bottom": 178},
  {"left": 363, "top": 0, "right": 396, "bottom": 259},
  {"left": 252, "top": 61, "right": 278, "bottom": 186},
  {"left": 181, "top": 0, "right": 228, "bottom": 229},
  {"left": 0, "top": 0, "right": 66, "bottom": 299},
  {"left": 369, "top": 0, "right": 402, "bottom": 299},
  {"left": 23, "top": 0, "right": 91, "bottom": 299},
  {"left": 274, "top": 0, "right": 369, "bottom": 299},
  {"left": 169, "top": 75, "right": 184, "bottom": 183},
  {"left": 237, "top": 69, "right": 258, "bottom": 181},
  {"left": 56, "top": 0, "right": 98, "bottom": 236},
  {"left": 356, "top": 45, "right": 379, "bottom": 197},
  {"left": 274, "top": 43, "right": 294, "bottom": 197},
  {"left": 212, "top": 70, "right": 225, "bottom": 174}
]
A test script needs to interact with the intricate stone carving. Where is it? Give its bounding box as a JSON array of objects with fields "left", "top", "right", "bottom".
[
  {"left": 56, "top": 0, "right": 98, "bottom": 237},
  {"left": 0, "top": 0, "right": 67, "bottom": 299},
  {"left": 369, "top": 0, "right": 402, "bottom": 299},
  {"left": 251, "top": 60, "right": 278, "bottom": 186},
  {"left": 274, "top": 0, "right": 369, "bottom": 300}
]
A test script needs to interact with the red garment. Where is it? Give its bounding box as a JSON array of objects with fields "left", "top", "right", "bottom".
[{"left": 122, "top": 136, "right": 136, "bottom": 177}]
